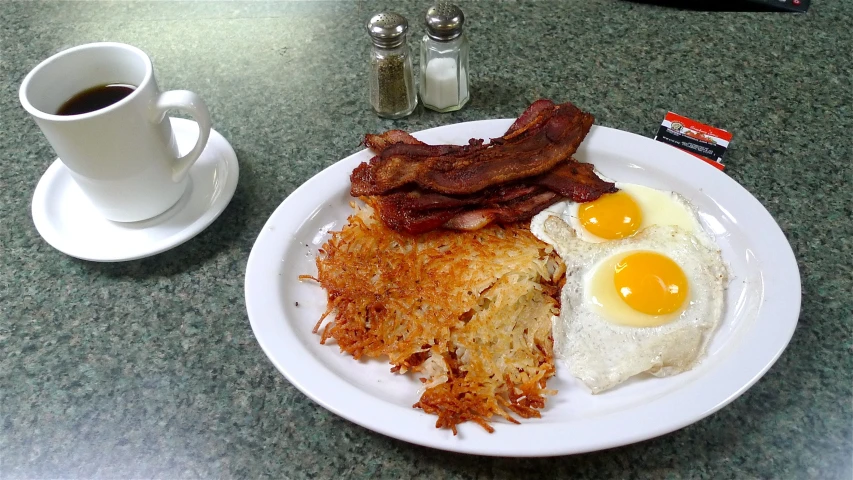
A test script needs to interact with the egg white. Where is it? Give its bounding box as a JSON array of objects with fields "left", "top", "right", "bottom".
[
  {"left": 540, "top": 216, "right": 728, "bottom": 394},
  {"left": 530, "top": 182, "right": 711, "bottom": 246}
]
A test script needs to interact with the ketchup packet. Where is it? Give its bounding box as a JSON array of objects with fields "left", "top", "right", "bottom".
[{"left": 655, "top": 112, "right": 732, "bottom": 170}]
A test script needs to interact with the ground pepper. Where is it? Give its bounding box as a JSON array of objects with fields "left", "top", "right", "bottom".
[
  {"left": 372, "top": 54, "right": 410, "bottom": 114},
  {"left": 367, "top": 12, "right": 417, "bottom": 118}
]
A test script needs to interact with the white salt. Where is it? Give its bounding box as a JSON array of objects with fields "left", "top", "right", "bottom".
[{"left": 422, "top": 58, "right": 467, "bottom": 110}]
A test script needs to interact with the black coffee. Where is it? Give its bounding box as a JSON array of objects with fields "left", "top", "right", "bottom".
[{"left": 56, "top": 83, "right": 136, "bottom": 116}]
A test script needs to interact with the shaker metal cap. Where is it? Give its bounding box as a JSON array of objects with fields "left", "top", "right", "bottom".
[
  {"left": 367, "top": 12, "right": 409, "bottom": 48},
  {"left": 425, "top": 3, "right": 465, "bottom": 41}
]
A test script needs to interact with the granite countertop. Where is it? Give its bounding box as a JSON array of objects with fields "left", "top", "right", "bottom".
[{"left": 1, "top": 1, "right": 850, "bottom": 478}]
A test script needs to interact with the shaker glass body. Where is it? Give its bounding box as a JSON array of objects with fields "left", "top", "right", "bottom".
[
  {"left": 419, "top": 34, "right": 469, "bottom": 112},
  {"left": 369, "top": 43, "right": 417, "bottom": 119}
]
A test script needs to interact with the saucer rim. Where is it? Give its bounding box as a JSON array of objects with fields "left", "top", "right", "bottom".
[{"left": 30, "top": 118, "right": 239, "bottom": 262}]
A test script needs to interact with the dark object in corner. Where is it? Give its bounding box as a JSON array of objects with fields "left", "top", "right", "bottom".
[{"left": 624, "top": 0, "right": 809, "bottom": 12}]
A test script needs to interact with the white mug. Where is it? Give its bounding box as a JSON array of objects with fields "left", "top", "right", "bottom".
[{"left": 19, "top": 42, "right": 211, "bottom": 222}]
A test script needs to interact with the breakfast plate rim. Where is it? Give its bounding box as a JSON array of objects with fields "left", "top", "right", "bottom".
[{"left": 244, "top": 118, "right": 801, "bottom": 456}]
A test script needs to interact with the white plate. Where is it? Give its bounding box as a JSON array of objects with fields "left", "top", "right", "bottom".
[
  {"left": 245, "top": 120, "right": 800, "bottom": 456},
  {"left": 32, "top": 118, "right": 239, "bottom": 262}
]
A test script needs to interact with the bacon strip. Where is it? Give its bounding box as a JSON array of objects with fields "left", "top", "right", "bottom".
[
  {"left": 380, "top": 184, "right": 540, "bottom": 213},
  {"left": 351, "top": 102, "right": 594, "bottom": 197},
  {"left": 503, "top": 99, "right": 557, "bottom": 140},
  {"left": 351, "top": 100, "right": 615, "bottom": 234},
  {"left": 530, "top": 161, "right": 616, "bottom": 203},
  {"left": 370, "top": 158, "right": 615, "bottom": 235},
  {"left": 363, "top": 130, "right": 425, "bottom": 152},
  {"left": 441, "top": 190, "right": 560, "bottom": 231},
  {"left": 375, "top": 187, "right": 560, "bottom": 235},
  {"left": 372, "top": 185, "right": 537, "bottom": 234},
  {"left": 363, "top": 131, "right": 486, "bottom": 158},
  {"left": 375, "top": 201, "right": 462, "bottom": 234},
  {"left": 363, "top": 100, "right": 556, "bottom": 155}
]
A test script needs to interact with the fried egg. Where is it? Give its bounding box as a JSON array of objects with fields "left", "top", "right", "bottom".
[
  {"left": 538, "top": 216, "right": 728, "bottom": 394},
  {"left": 531, "top": 182, "right": 709, "bottom": 245}
]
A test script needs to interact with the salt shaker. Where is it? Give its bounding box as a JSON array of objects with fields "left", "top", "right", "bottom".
[
  {"left": 419, "top": 3, "right": 470, "bottom": 112},
  {"left": 366, "top": 12, "right": 418, "bottom": 119}
]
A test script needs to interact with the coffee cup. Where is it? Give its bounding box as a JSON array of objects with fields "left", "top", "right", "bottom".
[{"left": 19, "top": 42, "right": 212, "bottom": 222}]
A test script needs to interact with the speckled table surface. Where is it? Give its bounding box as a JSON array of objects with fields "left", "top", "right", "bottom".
[{"left": 1, "top": 1, "right": 851, "bottom": 478}]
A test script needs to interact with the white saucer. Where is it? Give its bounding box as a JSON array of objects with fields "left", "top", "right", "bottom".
[{"left": 31, "top": 117, "right": 239, "bottom": 262}]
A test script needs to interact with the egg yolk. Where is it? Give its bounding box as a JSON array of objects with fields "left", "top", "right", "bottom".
[
  {"left": 613, "top": 251, "right": 688, "bottom": 315},
  {"left": 578, "top": 191, "right": 643, "bottom": 240}
]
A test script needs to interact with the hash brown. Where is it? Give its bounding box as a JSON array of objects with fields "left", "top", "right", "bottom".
[{"left": 305, "top": 199, "right": 565, "bottom": 433}]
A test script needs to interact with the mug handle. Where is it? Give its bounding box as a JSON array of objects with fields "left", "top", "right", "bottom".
[{"left": 151, "top": 90, "right": 212, "bottom": 183}]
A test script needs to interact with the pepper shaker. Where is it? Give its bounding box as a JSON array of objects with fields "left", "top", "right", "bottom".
[
  {"left": 419, "top": 3, "right": 470, "bottom": 112},
  {"left": 366, "top": 12, "right": 418, "bottom": 119}
]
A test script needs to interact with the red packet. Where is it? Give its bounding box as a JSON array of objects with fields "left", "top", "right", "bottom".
[{"left": 655, "top": 112, "right": 732, "bottom": 170}]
